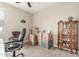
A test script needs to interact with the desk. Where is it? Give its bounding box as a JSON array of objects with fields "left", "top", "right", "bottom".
[
  {"left": 0, "top": 39, "right": 5, "bottom": 57},
  {"left": 12, "top": 31, "right": 20, "bottom": 38}
]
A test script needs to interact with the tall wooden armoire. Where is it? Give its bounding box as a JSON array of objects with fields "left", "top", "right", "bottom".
[{"left": 58, "top": 17, "right": 78, "bottom": 53}]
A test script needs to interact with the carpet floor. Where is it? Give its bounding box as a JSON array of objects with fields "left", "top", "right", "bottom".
[{"left": 6, "top": 42, "right": 79, "bottom": 57}]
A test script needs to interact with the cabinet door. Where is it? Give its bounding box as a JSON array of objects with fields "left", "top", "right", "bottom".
[
  {"left": 58, "top": 23, "right": 64, "bottom": 32},
  {"left": 58, "top": 21, "right": 64, "bottom": 48}
]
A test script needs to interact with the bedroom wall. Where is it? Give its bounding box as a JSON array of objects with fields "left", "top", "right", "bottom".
[
  {"left": 33, "top": 2, "right": 79, "bottom": 47},
  {"left": 0, "top": 3, "right": 32, "bottom": 42},
  {"left": 78, "top": 19, "right": 79, "bottom": 48}
]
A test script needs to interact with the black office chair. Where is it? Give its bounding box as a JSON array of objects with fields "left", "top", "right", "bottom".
[{"left": 5, "top": 28, "right": 26, "bottom": 57}]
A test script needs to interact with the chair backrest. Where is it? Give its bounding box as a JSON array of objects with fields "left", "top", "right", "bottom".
[{"left": 19, "top": 28, "right": 26, "bottom": 42}]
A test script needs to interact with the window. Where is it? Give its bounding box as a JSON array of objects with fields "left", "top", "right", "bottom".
[
  {"left": 0, "top": 27, "right": 2, "bottom": 32},
  {"left": 0, "top": 9, "right": 4, "bottom": 39}
]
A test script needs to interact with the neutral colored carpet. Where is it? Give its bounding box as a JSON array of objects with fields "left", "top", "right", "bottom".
[{"left": 6, "top": 42, "right": 79, "bottom": 57}]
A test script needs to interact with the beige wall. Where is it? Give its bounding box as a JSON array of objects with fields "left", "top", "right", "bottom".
[
  {"left": 33, "top": 3, "right": 79, "bottom": 47},
  {"left": 0, "top": 2, "right": 79, "bottom": 48},
  {"left": 0, "top": 3, "right": 32, "bottom": 42}
]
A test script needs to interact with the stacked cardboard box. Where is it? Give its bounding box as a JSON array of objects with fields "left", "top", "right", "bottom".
[
  {"left": 29, "top": 27, "right": 53, "bottom": 49},
  {"left": 43, "top": 31, "right": 53, "bottom": 49},
  {"left": 29, "top": 34, "right": 38, "bottom": 46},
  {"left": 37, "top": 31, "right": 53, "bottom": 49},
  {"left": 29, "top": 27, "right": 39, "bottom": 46},
  {"left": 37, "top": 33, "right": 42, "bottom": 47}
]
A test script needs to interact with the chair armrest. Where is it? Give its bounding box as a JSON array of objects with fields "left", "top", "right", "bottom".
[
  {"left": 9, "top": 37, "right": 18, "bottom": 41},
  {"left": 5, "top": 40, "right": 20, "bottom": 44},
  {"left": 5, "top": 40, "right": 23, "bottom": 52},
  {"left": 13, "top": 42, "right": 23, "bottom": 45}
]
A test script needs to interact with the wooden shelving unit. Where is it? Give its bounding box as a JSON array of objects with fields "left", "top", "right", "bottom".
[{"left": 58, "top": 17, "right": 78, "bottom": 53}]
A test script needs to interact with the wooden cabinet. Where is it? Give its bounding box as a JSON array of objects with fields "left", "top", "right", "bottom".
[
  {"left": 58, "top": 20, "right": 64, "bottom": 49},
  {"left": 58, "top": 17, "right": 78, "bottom": 53}
]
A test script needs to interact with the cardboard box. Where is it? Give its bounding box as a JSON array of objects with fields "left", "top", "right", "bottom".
[
  {"left": 37, "top": 32, "right": 53, "bottom": 49},
  {"left": 30, "top": 34, "right": 38, "bottom": 46}
]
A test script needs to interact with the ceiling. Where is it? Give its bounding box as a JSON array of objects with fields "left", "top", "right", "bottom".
[{"left": 5, "top": 2, "right": 57, "bottom": 14}]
